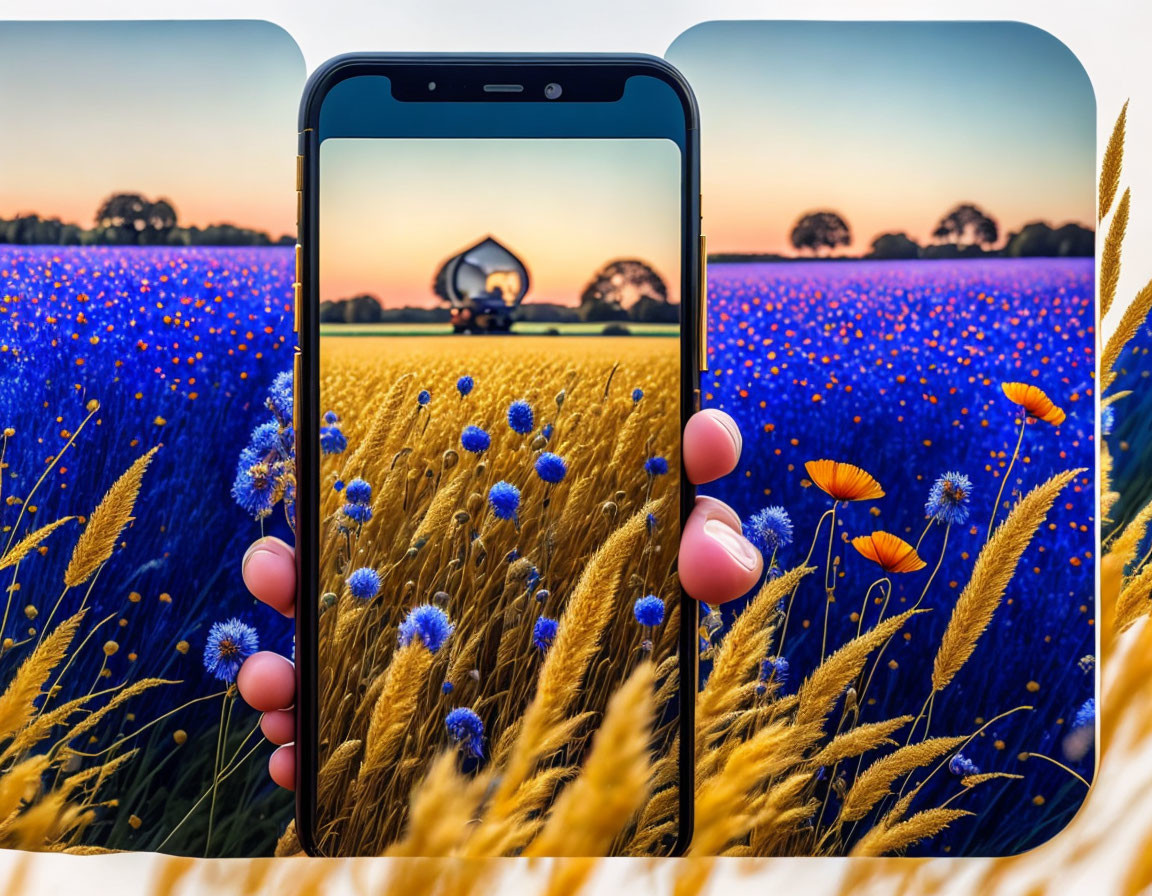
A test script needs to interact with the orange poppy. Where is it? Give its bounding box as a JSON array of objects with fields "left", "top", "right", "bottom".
[
  {"left": 1001, "top": 382, "right": 1065, "bottom": 425},
  {"left": 851, "top": 531, "right": 927, "bottom": 574},
  {"left": 805, "top": 459, "right": 885, "bottom": 502}
]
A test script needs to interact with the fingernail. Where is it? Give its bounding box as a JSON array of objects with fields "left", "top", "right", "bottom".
[
  {"left": 709, "top": 410, "right": 742, "bottom": 456},
  {"left": 242, "top": 540, "right": 278, "bottom": 575},
  {"left": 703, "top": 518, "right": 759, "bottom": 570}
]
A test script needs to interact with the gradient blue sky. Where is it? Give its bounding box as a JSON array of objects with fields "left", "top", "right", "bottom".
[
  {"left": 667, "top": 21, "right": 1095, "bottom": 254},
  {"left": 0, "top": 21, "right": 303, "bottom": 235}
]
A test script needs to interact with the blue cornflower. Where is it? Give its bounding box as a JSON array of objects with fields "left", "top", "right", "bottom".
[
  {"left": 1102, "top": 405, "right": 1115, "bottom": 436},
  {"left": 926, "top": 471, "right": 973, "bottom": 526},
  {"left": 526, "top": 566, "right": 540, "bottom": 593},
  {"left": 646, "top": 513, "right": 658, "bottom": 533},
  {"left": 266, "top": 370, "right": 293, "bottom": 425},
  {"left": 759, "top": 656, "right": 789, "bottom": 685},
  {"left": 343, "top": 501, "right": 372, "bottom": 524},
  {"left": 461, "top": 425, "right": 491, "bottom": 454},
  {"left": 231, "top": 447, "right": 276, "bottom": 520},
  {"left": 1073, "top": 697, "right": 1096, "bottom": 730},
  {"left": 645, "top": 456, "right": 669, "bottom": 477},
  {"left": 542, "top": 423, "right": 554, "bottom": 440},
  {"left": 535, "top": 452, "right": 567, "bottom": 484},
  {"left": 948, "top": 753, "right": 980, "bottom": 777},
  {"left": 345, "top": 478, "right": 372, "bottom": 505},
  {"left": 324, "top": 410, "right": 339, "bottom": 424},
  {"left": 488, "top": 481, "right": 521, "bottom": 521},
  {"left": 744, "top": 506, "right": 794, "bottom": 554},
  {"left": 346, "top": 567, "right": 381, "bottom": 600},
  {"left": 457, "top": 375, "right": 474, "bottom": 397},
  {"left": 248, "top": 420, "right": 283, "bottom": 454},
  {"left": 505, "top": 548, "right": 520, "bottom": 563},
  {"left": 445, "top": 707, "right": 485, "bottom": 758},
  {"left": 632, "top": 388, "right": 644, "bottom": 403},
  {"left": 398, "top": 604, "right": 454, "bottom": 652},
  {"left": 442, "top": 681, "right": 454, "bottom": 695},
  {"left": 508, "top": 399, "right": 534, "bottom": 434},
  {"left": 320, "top": 424, "right": 347, "bottom": 454},
  {"left": 203, "top": 618, "right": 259, "bottom": 683},
  {"left": 418, "top": 389, "right": 431, "bottom": 406},
  {"left": 633, "top": 594, "right": 665, "bottom": 627},
  {"left": 334, "top": 479, "right": 345, "bottom": 492},
  {"left": 533, "top": 616, "right": 559, "bottom": 651}
]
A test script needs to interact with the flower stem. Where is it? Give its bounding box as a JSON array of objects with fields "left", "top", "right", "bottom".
[{"left": 987, "top": 417, "right": 1027, "bottom": 542}]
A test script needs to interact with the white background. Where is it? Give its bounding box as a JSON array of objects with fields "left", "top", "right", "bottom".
[{"left": 0, "top": 1, "right": 1148, "bottom": 893}]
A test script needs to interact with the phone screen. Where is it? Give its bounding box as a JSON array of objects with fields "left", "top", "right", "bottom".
[{"left": 310, "top": 134, "right": 684, "bottom": 855}]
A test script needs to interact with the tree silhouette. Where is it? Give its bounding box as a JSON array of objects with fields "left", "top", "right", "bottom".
[
  {"left": 868, "top": 232, "right": 920, "bottom": 260},
  {"left": 790, "top": 211, "right": 851, "bottom": 255},
  {"left": 579, "top": 259, "right": 667, "bottom": 322},
  {"left": 932, "top": 203, "right": 998, "bottom": 248},
  {"left": 94, "top": 193, "right": 180, "bottom": 244}
]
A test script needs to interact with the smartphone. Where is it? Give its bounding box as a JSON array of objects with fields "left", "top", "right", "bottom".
[{"left": 293, "top": 54, "right": 700, "bottom": 857}]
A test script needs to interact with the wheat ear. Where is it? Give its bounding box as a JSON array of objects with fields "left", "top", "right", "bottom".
[
  {"left": 808, "top": 715, "right": 914, "bottom": 767},
  {"left": 850, "top": 807, "right": 973, "bottom": 857},
  {"left": 1102, "top": 279, "right": 1152, "bottom": 391},
  {"left": 0, "top": 517, "right": 76, "bottom": 572},
  {"left": 0, "top": 609, "right": 86, "bottom": 740},
  {"left": 1099, "top": 99, "right": 1128, "bottom": 222},
  {"left": 796, "top": 608, "right": 923, "bottom": 729},
  {"left": 931, "top": 468, "right": 1081, "bottom": 693},
  {"left": 839, "top": 736, "right": 966, "bottom": 822},
  {"left": 526, "top": 662, "right": 655, "bottom": 857},
  {"left": 1100, "top": 188, "right": 1130, "bottom": 319},
  {"left": 64, "top": 447, "right": 158, "bottom": 588},
  {"left": 697, "top": 565, "right": 811, "bottom": 750}
]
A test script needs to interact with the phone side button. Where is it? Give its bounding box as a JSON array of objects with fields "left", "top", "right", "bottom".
[
  {"left": 698, "top": 234, "right": 708, "bottom": 372},
  {"left": 293, "top": 282, "right": 301, "bottom": 335},
  {"left": 295, "top": 243, "right": 302, "bottom": 284},
  {"left": 293, "top": 350, "right": 301, "bottom": 433}
]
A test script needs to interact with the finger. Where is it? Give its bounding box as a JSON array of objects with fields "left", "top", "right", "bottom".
[
  {"left": 269, "top": 744, "right": 296, "bottom": 791},
  {"left": 679, "top": 495, "right": 762, "bottom": 604},
  {"left": 683, "top": 409, "right": 742, "bottom": 484},
  {"left": 260, "top": 708, "right": 296, "bottom": 746},
  {"left": 236, "top": 651, "right": 296, "bottom": 713},
  {"left": 242, "top": 537, "right": 296, "bottom": 618}
]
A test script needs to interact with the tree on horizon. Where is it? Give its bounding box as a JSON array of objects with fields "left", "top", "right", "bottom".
[
  {"left": 932, "top": 203, "right": 999, "bottom": 248},
  {"left": 790, "top": 211, "right": 851, "bottom": 256}
]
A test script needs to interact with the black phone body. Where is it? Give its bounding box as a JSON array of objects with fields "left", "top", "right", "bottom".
[{"left": 294, "top": 54, "right": 700, "bottom": 857}]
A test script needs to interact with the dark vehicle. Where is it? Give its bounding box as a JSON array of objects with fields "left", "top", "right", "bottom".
[{"left": 433, "top": 236, "right": 530, "bottom": 332}]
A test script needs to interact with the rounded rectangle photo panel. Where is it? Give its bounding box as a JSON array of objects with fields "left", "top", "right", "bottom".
[{"left": 666, "top": 19, "right": 1097, "bottom": 859}]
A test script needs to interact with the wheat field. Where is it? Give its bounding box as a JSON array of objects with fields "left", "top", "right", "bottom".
[{"left": 308, "top": 335, "right": 684, "bottom": 856}]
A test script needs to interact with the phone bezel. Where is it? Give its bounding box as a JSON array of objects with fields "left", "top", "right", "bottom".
[{"left": 295, "top": 53, "right": 701, "bottom": 858}]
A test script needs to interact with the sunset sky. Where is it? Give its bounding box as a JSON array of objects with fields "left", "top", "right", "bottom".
[
  {"left": 0, "top": 21, "right": 303, "bottom": 237},
  {"left": 319, "top": 138, "right": 681, "bottom": 306},
  {"left": 666, "top": 21, "right": 1095, "bottom": 255}
]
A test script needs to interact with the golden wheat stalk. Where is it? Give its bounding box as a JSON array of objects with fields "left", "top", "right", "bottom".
[
  {"left": 931, "top": 468, "right": 1082, "bottom": 693},
  {"left": 526, "top": 662, "right": 655, "bottom": 857},
  {"left": 839, "top": 735, "right": 967, "bottom": 822},
  {"left": 1110, "top": 498, "right": 1152, "bottom": 571},
  {"left": 63, "top": 447, "right": 158, "bottom": 588},
  {"left": 51, "top": 678, "right": 172, "bottom": 748},
  {"left": 0, "top": 756, "right": 50, "bottom": 821},
  {"left": 361, "top": 644, "right": 435, "bottom": 775},
  {"left": 386, "top": 752, "right": 488, "bottom": 857},
  {"left": 1103, "top": 279, "right": 1152, "bottom": 390},
  {"left": 479, "top": 500, "right": 661, "bottom": 838},
  {"left": 409, "top": 471, "right": 467, "bottom": 551},
  {"left": 959, "top": 771, "right": 1024, "bottom": 788},
  {"left": 0, "top": 517, "right": 76, "bottom": 572},
  {"left": 1101, "top": 187, "right": 1131, "bottom": 319},
  {"left": 1099, "top": 99, "right": 1128, "bottom": 222},
  {"left": 808, "top": 715, "right": 914, "bottom": 767},
  {"left": 849, "top": 807, "right": 973, "bottom": 857},
  {"left": 696, "top": 566, "right": 811, "bottom": 751},
  {"left": 1117, "top": 562, "right": 1152, "bottom": 633},
  {"left": 689, "top": 719, "right": 818, "bottom": 856},
  {"left": 795, "top": 607, "right": 923, "bottom": 729},
  {"left": 0, "top": 609, "right": 85, "bottom": 740}
]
